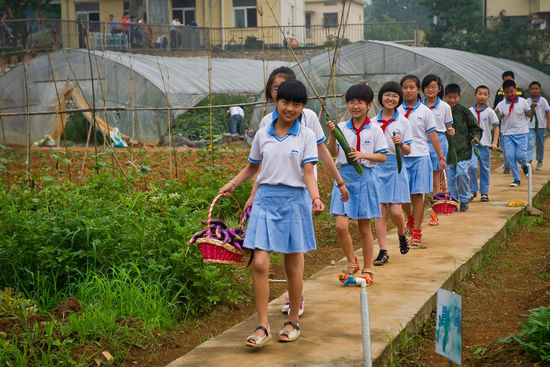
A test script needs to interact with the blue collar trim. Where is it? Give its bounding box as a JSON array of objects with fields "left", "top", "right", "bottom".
[
  {"left": 402, "top": 99, "right": 421, "bottom": 111},
  {"left": 423, "top": 97, "right": 440, "bottom": 108},
  {"left": 376, "top": 110, "right": 399, "bottom": 121},
  {"left": 505, "top": 96, "right": 519, "bottom": 104},
  {"left": 267, "top": 112, "right": 301, "bottom": 140},
  {"left": 346, "top": 118, "right": 371, "bottom": 131}
]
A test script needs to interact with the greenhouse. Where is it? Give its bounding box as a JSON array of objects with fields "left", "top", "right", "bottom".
[
  {"left": 2, "top": 41, "right": 550, "bottom": 146},
  {"left": 261, "top": 40, "right": 550, "bottom": 130},
  {"left": 0, "top": 49, "right": 284, "bottom": 145}
]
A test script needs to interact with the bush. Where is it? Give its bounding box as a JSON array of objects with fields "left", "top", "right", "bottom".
[{"left": 501, "top": 306, "right": 550, "bottom": 362}]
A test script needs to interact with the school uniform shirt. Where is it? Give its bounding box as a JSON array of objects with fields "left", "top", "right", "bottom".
[
  {"left": 398, "top": 100, "right": 436, "bottom": 157},
  {"left": 334, "top": 118, "right": 388, "bottom": 168},
  {"left": 228, "top": 106, "right": 244, "bottom": 117},
  {"left": 493, "top": 87, "right": 526, "bottom": 109},
  {"left": 373, "top": 110, "right": 413, "bottom": 155},
  {"left": 259, "top": 108, "right": 326, "bottom": 144},
  {"left": 469, "top": 105, "right": 499, "bottom": 146},
  {"left": 423, "top": 97, "right": 453, "bottom": 132},
  {"left": 249, "top": 119, "right": 318, "bottom": 188},
  {"left": 527, "top": 96, "right": 550, "bottom": 129},
  {"left": 496, "top": 97, "right": 530, "bottom": 136}
]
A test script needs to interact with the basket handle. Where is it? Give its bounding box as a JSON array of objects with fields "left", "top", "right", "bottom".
[
  {"left": 441, "top": 170, "right": 449, "bottom": 204},
  {"left": 206, "top": 193, "right": 243, "bottom": 236}
]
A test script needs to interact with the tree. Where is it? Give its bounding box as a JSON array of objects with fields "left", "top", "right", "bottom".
[
  {"left": 421, "top": 0, "right": 483, "bottom": 47},
  {"left": 0, "top": 0, "right": 52, "bottom": 18},
  {"left": 364, "top": 0, "right": 430, "bottom": 30}
]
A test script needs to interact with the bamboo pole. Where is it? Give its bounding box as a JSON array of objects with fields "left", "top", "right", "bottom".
[
  {"left": 84, "top": 23, "right": 100, "bottom": 174},
  {"left": 207, "top": 28, "right": 214, "bottom": 167},
  {"left": 129, "top": 56, "right": 136, "bottom": 162},
  {"left": 0, "top": 95, "right": 345, "bottom": 118},
  {"left": 23, "top": 62, "right": 33, "bottom": 188},
  {"left": 0, "top": 105, "right": 9, "bottom": 185},
  {"left": 155, "top": 56, "right": 175, "bottom": 180},
  {"left": 265, "top": 1, "right": 336, "bottom": 122}
]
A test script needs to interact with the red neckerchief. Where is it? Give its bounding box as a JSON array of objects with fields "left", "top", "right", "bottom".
[
  {"left": 507, "top": 97, "right": 517, "bottom": 114},
  {"left": 473, "top": 104, "right": 487, "bottom": 124},
  {"left": 379, "top": 117, "right": 395, "bottom": 133},
  {"left": 404, "top": 106, "right": 413, "bottom": 118},
  {"left": 352, "top": 117, "right": 370, "bottom": 151}
]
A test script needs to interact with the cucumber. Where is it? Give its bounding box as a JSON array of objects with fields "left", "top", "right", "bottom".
[
  {"left": 393, "top": 132, "right": 402, "bottom": 174},
  {"left": 329, "top": 119, "right": 363, "bottom": 175},
  {"left": 530, "top": 103, "right": 539, "bottom": 133}
]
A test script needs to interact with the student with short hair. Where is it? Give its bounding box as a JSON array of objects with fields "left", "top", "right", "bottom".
[
  {"left": 327, "top": 84, "right": 388, "bottom": 285},
  {"left": 248, "top": 66, "right": 350, "bottom": 317},
  {"left": 220, "top": 80, "right": 324, "bottom": 347},
  {"left": 495, "top": 79, "right": 531, "bottom": 187},
  {"left": 527, "top": 81, "right": 550, "bottom": 171},
  {"left": 444, "top": 84, "right": 482, "bottom": 212},
  {"left": 398, "top": 75, "right": 446, "bottom": 247},
  {"left": 493, "top": 71, "right": 526, "bottom": 174},
  {"left": 468, "top": 85, "right": 500, "bottom": 202},
  {"left": 373, "top": 81, "right": 412, "bottom": 266}
]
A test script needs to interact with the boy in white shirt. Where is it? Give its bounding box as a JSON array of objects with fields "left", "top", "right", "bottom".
[
  {"left": 468, "top": 85, "right": 500, "bottom": 202},
  {"left": 527, "top": 81, "right": 550, "bottom": 171},
  {"left": 495, "top": 80, "right": 531, "bottom": 187}
]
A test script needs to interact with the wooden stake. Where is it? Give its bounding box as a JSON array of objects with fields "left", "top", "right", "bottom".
[
  {"left": 23, "top": 62, "right": 33, "bottom": 188},
  {"left": 207, "top": 28, "right": 214, "bottom": 167}
]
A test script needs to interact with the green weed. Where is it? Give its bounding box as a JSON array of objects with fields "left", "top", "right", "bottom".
[{"left": 501, "top": 306, "right": 550, "bottom": 363}]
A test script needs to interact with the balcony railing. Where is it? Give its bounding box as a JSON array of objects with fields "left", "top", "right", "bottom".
[{"left": 0, "top": 19, "right": 417, "bottom": 53}]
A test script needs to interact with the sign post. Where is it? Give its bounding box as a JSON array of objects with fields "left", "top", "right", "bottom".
[{"left": 435, "top": 288, "right": 462, "bottom": 366}]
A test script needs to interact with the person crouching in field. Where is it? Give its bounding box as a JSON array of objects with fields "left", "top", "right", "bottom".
[
  {"left": 444, "top": 83, "right": 482, "bottom": 212},
  {"left": 327, "top": 84, "right": 388, "bottom": 285},
  {"left": 220, "top": 80, "right": 324, "bottom": 347}
]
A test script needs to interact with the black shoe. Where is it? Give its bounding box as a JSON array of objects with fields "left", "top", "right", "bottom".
[
  {"left": 470, "top": 192, "right": 477, "bottom": 201},
  {"left": 399, "top": 234, "right": 410, "bottom": 255},
  {"left": 460, "top": 203, "right": 469, "bottom": 212},
  {"left": 373, "top": 249, "right": 389, "bottom": 266}
]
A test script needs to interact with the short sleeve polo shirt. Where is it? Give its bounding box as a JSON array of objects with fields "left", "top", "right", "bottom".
[
  {"left": 373, "top": 110, "right": 413, "bottom": 156},
  {"left": 398, "top": 100, "right": 436, "bottom": 157},
  {"left": 334, "top": 119, "right": 388, "bottom": 168},
  {"left": 423, "top": 97, "right": 453, "bottom": 132},
  {"left": 469, "top": 105, "right": 499, "bottom": 146},
  {"left": 496, "top": 97, "right": 530, "bottom": 135},
  {"left": 249, "top": 119, "right": 318, "bottom": 188},
  {"left": 527, "top": 96, "right": 550, "bottom": 129}
]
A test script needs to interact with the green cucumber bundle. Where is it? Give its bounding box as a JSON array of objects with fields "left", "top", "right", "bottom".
[
  {"left": 328, "top": 117, "right": 363, "bottom": 175},
  {"left": 530, "top": 103, "right": 540, "bottom": 132}
]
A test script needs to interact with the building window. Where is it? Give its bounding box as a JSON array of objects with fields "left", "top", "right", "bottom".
[
  {"left": 172, "top": 0, "right": 196, "bottom": 25},
  {"left": 233, "top": 0, "right": 257, "bottom": 28},
  {"left": 305, "top": 13, "right": 311, "bottom": 28},
  {"left": 323, "top": 12, "right": 338, "bottom": 27}
]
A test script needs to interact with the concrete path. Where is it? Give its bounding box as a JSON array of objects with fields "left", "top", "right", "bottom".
[{"left": 167, "top": 141, "right": 550, "bottom": 367}]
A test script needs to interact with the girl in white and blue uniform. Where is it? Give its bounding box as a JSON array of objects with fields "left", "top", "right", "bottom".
[
  {"left": 327, "top": 84, "right": 388, "bottom": 286},
  {"left": 398, "top": 75, "right": 446, "bottom": 247},
  {"left": 249, "top": 67, "right": 350, "bottom": 317},
  {"left": 422, "top": 74, "right": 454, "bottom": 194},
  {"left": 373, "top": 81, "right": 412, "bottom": 266},
  {"left": 220, "top": 80, "right": 324, "bottom": 348}
]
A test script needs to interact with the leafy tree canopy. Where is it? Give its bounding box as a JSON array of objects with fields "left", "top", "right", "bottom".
[
  {"left": 364, "top": 0, "right": 430, "bottom": 30},
  {"left": 0, "top": 0, "right": 52, "bottom": 18}
]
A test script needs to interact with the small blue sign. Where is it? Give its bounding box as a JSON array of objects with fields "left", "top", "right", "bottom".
[{"left": 435, "top": 288, "right": 462, "bottom": 365}]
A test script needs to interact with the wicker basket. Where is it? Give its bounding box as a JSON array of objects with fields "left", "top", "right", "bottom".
[
  {"left": 431, "top": 170, "right": 459, "bottom": 215},
  {"left": 193, "top": 194, "right": 248, "bottom": 265}
]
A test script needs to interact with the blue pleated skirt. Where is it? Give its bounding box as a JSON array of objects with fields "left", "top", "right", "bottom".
[
  {"left": 428, "top": 131, "right": 448, "bottom": 170},
  {"left": 375, "top": 154, "right": 411, "bottom": 204},
  {"left": 244, "top": 184, "right": 316, "bottom": 253},
  {"left": 403, "top": 155, "right": 433, "bottom": 194},
  {"left": 330, "top": 165, "right": 381, "bottom": 219}
]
